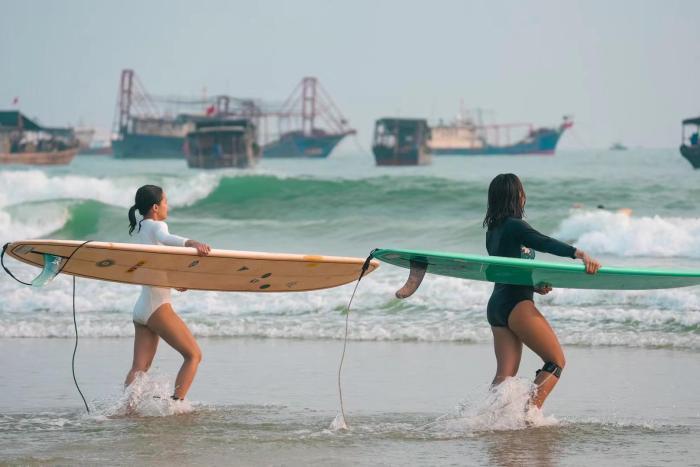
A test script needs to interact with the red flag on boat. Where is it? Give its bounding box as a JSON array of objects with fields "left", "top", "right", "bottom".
[{"left": 205, "top": 104, "right": 216, "bottom": 116}]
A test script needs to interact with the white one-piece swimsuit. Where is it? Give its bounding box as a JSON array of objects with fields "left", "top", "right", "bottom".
[{"left": 131, "top": 219, "right": 188, "bottom": 325}]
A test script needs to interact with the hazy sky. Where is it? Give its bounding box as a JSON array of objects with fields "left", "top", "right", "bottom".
[{"left": 1, "top": 0, "right": 699, "bottom": 148}]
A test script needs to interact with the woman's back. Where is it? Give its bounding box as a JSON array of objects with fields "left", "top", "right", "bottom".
[{"left": 486, "top": 217, "right": 575, "bottom": 260}]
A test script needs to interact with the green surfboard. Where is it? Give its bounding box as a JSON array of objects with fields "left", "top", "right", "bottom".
[{"left": 373, "top": 248, "right": 700, "bottom": 290}]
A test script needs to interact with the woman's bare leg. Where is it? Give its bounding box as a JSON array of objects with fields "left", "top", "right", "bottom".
[
  {"left": 147, "top": 303, "right": 202, "bottom": 399},
  {"left": 125, "top": 322, "right": 159, "bottom": 387},
  {"left": 491, "top": 326, "right": 523, "bottom": 386},
  {"left": 507, "top": 300, "right": 566, "bottom": 408}
]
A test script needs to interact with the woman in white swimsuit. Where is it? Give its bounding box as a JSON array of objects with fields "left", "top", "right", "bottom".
[{"left": 124, "top": 185, "right": 211, "bottom": 400}]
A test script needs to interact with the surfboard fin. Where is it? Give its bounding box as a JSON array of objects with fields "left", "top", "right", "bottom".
[
  {"left": 31, "top": 254, "right": 64, "bottom": 288},
  {"left": 395, "top": 260, "right": 427, "bottom": 299}
]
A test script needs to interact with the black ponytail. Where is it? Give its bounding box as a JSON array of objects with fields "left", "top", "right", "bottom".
[
  {"left": 128, "top": 205, "right": 138, "bottom": 235},
  {"left": 128, "top": 185, "right": 164, "bottom": 235}
]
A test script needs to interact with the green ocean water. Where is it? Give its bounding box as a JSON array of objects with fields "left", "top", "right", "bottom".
[
  {"left": 2, "top": 147, "right": 698, "bottom": 258},
  {"left": 1, "top": 148, "right": 700, "bottom": 346},
  {"left": 2, "top": 148, "right": 700, "bottom": 465}
]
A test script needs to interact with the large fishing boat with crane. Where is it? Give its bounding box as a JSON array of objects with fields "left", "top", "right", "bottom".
[
  {"left": 111, "top": 70, "right": 354, "bottom": 160},
  {"left": 261, "top": 77, "right": 355, "bottom": 158},
  {"left": 430, "top": 107, "right": 572, "bottom": 156}
]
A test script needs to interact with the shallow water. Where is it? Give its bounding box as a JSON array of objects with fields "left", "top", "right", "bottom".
[{"left": 2, "top": 338, "right": 700, "bottom": 465}]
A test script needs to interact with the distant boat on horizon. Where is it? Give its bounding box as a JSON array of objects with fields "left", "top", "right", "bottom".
[
  {"left": 185, "top": 118, "right": 259, "bottom": 169},
  {"left": 260, "top": 77, "right": 355, "bottom": 159},
  {"left": 0, "top": 110, "right": 78, "bottom": 165},
  {"left": 680, "top": 115, "right": 700, "bottom": 169},
  {"left": 609, "top": 142, "right": 627, "bottom": 151},
  {"left": 429, "top": 109, "right": 572, "bottom": 156},
  {"left": 372, "top": 118, "right": 432, "bottom": 166}
]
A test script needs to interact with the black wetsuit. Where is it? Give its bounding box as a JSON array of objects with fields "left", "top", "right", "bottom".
[{"left": 486, "top": 217, "right": 576, "bottom": 327}]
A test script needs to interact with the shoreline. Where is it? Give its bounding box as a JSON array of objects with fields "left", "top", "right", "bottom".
[
  {"left": 3, "top": 333, "right": 700, "bottom": 352},
  {"left": 4, "top": 336, "right": 700, "bottom": 413},
  {"left": 3, "top": 323, "right": 700, "bottom": 464}
]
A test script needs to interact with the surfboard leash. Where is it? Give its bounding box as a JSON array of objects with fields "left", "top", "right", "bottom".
[
  {"left": 1, "top": 243, "right": 32, "bottom": 286},
  {"left": 335, "top": 249, "right": 377, "bottom": 429},
  {"left": 1, "top": 241, "right": 92, "bottom": 414}
]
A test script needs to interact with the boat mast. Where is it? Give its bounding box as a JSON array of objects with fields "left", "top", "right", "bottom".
[{"left": 301, "top": 77, "right": 317, "bottom": 136}]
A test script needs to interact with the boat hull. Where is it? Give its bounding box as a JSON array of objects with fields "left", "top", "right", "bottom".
[
  {"left": 0, "top": 148, "right": 77, "bottom": 165},
  {"left": 262, "top": 133, "right": 346, "bottom": 159},
  {"left": 680, "top": 145, "right": 700, "bottom": 169},
  {"left": 186, "top": 156, "right": 256, "bottom": 169},
  {"left": 432, "top": 128, "right": 564, "bottom": 156},
  {"left": 372, "top": 146, "right": 431, "bottom": 166},
  {"left": 112, "top": 133, "right": 185, "bottom": 159}
]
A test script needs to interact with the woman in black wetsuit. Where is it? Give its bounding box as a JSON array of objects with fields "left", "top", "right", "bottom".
[{"left": 484, "top": 174, "right": 601, "bottom": 408}]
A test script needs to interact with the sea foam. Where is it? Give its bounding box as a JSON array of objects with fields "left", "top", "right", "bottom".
[
  {"left": 0, "top": 170, "right": 221, "bottom": 244},
  {"left": 554, "top": 209, "right": 700, "bottom": 258},
  {"left": 2, "top": 264, "right": 699, "bottom": 349}
]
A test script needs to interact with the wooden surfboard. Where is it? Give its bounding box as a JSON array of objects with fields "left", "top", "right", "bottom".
[{"left": 4, "top": 240, "right": 379, "bottom": 292}]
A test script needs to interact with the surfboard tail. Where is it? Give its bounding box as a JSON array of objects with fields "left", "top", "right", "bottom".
[{"left": 395, "top": 260, "right": 427, "bottom": 299}]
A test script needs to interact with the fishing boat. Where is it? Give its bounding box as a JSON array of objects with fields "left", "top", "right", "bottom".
[
  {"left": 372, "top": 118, "right": 431, "bottom": 166},
  {"left": 0, "top": 111, "right": 78, "bottom": 165},
  {"left": 430, "top": 108, "right": 572, "bottom": 156},
  {"left": 261, "top": 77, "right": 355, "bottom": 159},
  {"left": 185, "top": 118, "right": 259, "bottom": 169},
  {"left": 111, "top": 70, "right": 354, "bottom": 160},
  {"left": 680, "top": 116, "right": 700, "bottom": 169}
]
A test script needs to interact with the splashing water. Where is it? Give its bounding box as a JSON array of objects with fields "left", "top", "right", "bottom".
[
  {"left": 329, "top": 412, "right": 348, "bottom": 431},
  {"left": 102, "top": 372, "right": 194, "bottom": 418},
  {"left": 422, "top": 377, "right": 559, "bottom": 434}
]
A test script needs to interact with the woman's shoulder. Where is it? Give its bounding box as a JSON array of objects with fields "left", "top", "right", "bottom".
[
  {"left": 502, "top": 217, "right": 531, "bottom": 231},
  {"left": 502, "top": 216, "right": 525, "bottom": 225},
  {"left": 141, "top": 219, "right": 167, "bottom": 229},
  {"left": 487, "top": 216, "right": 527, "bottom": 232}
]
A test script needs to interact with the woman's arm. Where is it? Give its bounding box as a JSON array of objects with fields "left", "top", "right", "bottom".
[
  {"left": 153, "top": 222, "right": 188, "bottom": 247},
  {"left": 516, "top": 220, "right": 576, "bottom": 258},
  {"left": 154, "top": 222, "right": 211, "bottom": 256},
  {"left": 515, "top": 220, "right": 601, "bottom": 274}
]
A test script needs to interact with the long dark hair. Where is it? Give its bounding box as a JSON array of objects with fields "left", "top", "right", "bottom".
[
  {"left": 482, "top": 173, "right": 525, "bottom": 229},
  {"left": 128, "top": 185, "right": 163, "bottom": 235}
]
